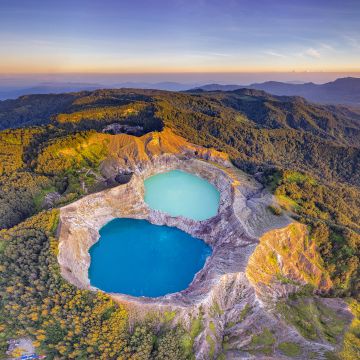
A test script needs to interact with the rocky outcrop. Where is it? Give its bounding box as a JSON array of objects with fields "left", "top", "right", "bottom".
[
  {"left": 102, "top": 123, "right": 144, "bottom": 136},
  {"left": 101, "top": 129, "right": 229, "bottom": 182},
  {"left": 42, "top": 191, "right": 61, "bottom": 209},
  {"left": 246, "top": 222, "right": 332, "bottom": 302},
  {"left": 57, "top": 129, "right": 336, "bottom": 359}
]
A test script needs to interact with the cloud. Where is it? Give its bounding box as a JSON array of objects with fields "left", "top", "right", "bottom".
[
  {"left": 304, "top": 48, "right": 321, "bottom": 58},
  {"left": 206, "top": 52, "right": 231, "bottom": 57},
  {"left": 185, "top": 51, "right": 231, "bottom": 59},
  {"left": 264, "top": 50, "right": 286, "bottom": 58},
  {"left": 344, "top": 36, "right": 360, "bottom": 49},
  {"left": 320, "top": 43, "right": 334, "bottom": 51}
]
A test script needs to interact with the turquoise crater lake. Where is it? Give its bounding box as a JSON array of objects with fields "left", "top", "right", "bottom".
[
  {"left": 144, "top": 170, "right": 220, "bottom": 221},
  {"left": 89, "top": 219, "right": 212, "bottom": 297}
]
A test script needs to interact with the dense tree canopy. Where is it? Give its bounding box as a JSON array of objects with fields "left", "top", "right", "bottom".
[
  {"left": 0, "top": 211, "right": 189, "bottom": 359},
  {"left": 0, "top": 88, "right": 359, "bottom": 358}
]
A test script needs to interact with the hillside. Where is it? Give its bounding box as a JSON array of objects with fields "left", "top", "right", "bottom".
[
  {"left": 0, "top": 88, "right": 359, "bottom": 359},
  {"left": 194, "top": 77, "right": 360, "bottom": 105},
  {"left": 0, "top": 81, "right": 193, "bottom": 100},
  {"left": 0, "top": 88, "right": 359, "bottom": 184}
]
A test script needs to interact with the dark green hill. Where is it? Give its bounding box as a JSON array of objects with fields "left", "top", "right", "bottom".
[
  {"left": 0, "top": 88, "right": 359, "bottom": 186},
  {"left": 1, "top": 88, "right": 360, "bottom": 144}
]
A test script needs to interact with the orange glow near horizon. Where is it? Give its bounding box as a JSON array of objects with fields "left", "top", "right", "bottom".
[
  {"left": 2, "top": 66, "right": 360, "bottom": 75},
  {"left": 1, "top": 1, "right": 359, "bottom": 81},
  {"left": 0, "top": 55, "right": 359, "bottom": 75}
]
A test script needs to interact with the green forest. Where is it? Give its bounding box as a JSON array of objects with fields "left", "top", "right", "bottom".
[{"left": 0, "top": 88, "right": 359, "bottom": 359}]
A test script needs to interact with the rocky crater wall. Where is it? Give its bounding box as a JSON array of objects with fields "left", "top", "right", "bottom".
[
  {"left": 57, "top": 132, "right": 335, "bottom": 359},
  {"left": 58, "top": 155, "right": 290, "bottom": 304}
]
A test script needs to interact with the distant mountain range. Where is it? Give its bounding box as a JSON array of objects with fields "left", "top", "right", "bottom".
[
  {"left": 0, "top": 82, "right": 101, "bottom": 100},
  {"left": 191, "top": 77, "right": 360, "bottom": 105},
  {"left": 1, "top": 77, "right": 359, "bottom": 105},
  {"left": 0, "top": 81, "right": 193, "bottom": 100}
]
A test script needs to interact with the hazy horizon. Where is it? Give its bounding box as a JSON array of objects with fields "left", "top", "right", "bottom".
[{"left": 1, "top": 72, "right": 360, "bottom": 88}]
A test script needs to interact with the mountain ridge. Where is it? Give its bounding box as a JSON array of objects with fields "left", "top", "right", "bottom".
[
  {"left": 0, "top": 88, "right": 359, "bottom": 187},
  {"left": 192, "top": 77, "right": 360, "bottom": 105},
  {"left": 2, "top": 77, "right": 360, "bottom": 105}
]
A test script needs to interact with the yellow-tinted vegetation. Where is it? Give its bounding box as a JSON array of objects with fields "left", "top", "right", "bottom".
[
  {"left": 36, "top": 131, "right": 110, "bottom": 175},
  {"left": 0, "top": 210, "right": 189, "bottom": 359},
  {"left": 264, "top": 169, "right": 359, "bottom": 297},
  {"left": 35, "top": 127, "right": 227, "bottom": 176},
  {"left": 0, "top": 128, "right": 44, "bottom": 176},
  {"left": 246, "top": 222, "right": 331, "bottom": 292},
  {"left": 277, "top": 297, "right": 349, "bottom": 345},
  {"left": 340, "top": 299, "right": 360, "bottom": 360},
  {"left": 55, "top": 103, "right": 145, "bottom": 124}
]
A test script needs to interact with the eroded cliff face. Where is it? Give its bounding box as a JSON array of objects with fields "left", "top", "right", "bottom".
[
  {"left": 99, "top": 127, "right": 229, "bottom": 181},
  {"left": 57, "top": 129, "right": 342, "bottom": 359},
  {"left": 246, "top": 222, "right": 332, "bottom": 302}
]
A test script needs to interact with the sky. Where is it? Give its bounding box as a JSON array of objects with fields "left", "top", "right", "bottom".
[{"left": 0, "top": 0, "right": 360, "bottom": 82}]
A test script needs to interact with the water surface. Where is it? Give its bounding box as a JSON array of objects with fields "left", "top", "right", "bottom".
[
  {"left": 89, "top": 218, "right": 212, "bottom": 297},
  {"left": 144, "top": 170, "right": 220, "bottom": 221}
]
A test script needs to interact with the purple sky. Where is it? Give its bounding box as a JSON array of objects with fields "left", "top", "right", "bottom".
[{"left": 0, "top": 0, "right": 359, "bottom": 82}]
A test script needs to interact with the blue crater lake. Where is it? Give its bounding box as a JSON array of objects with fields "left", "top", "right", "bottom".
[
  {"left": 144, "top": 170, "right": 220, "bottom": 221},
  {"left": 89, "top": 218, "right": 212, "bottom": 297}
]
